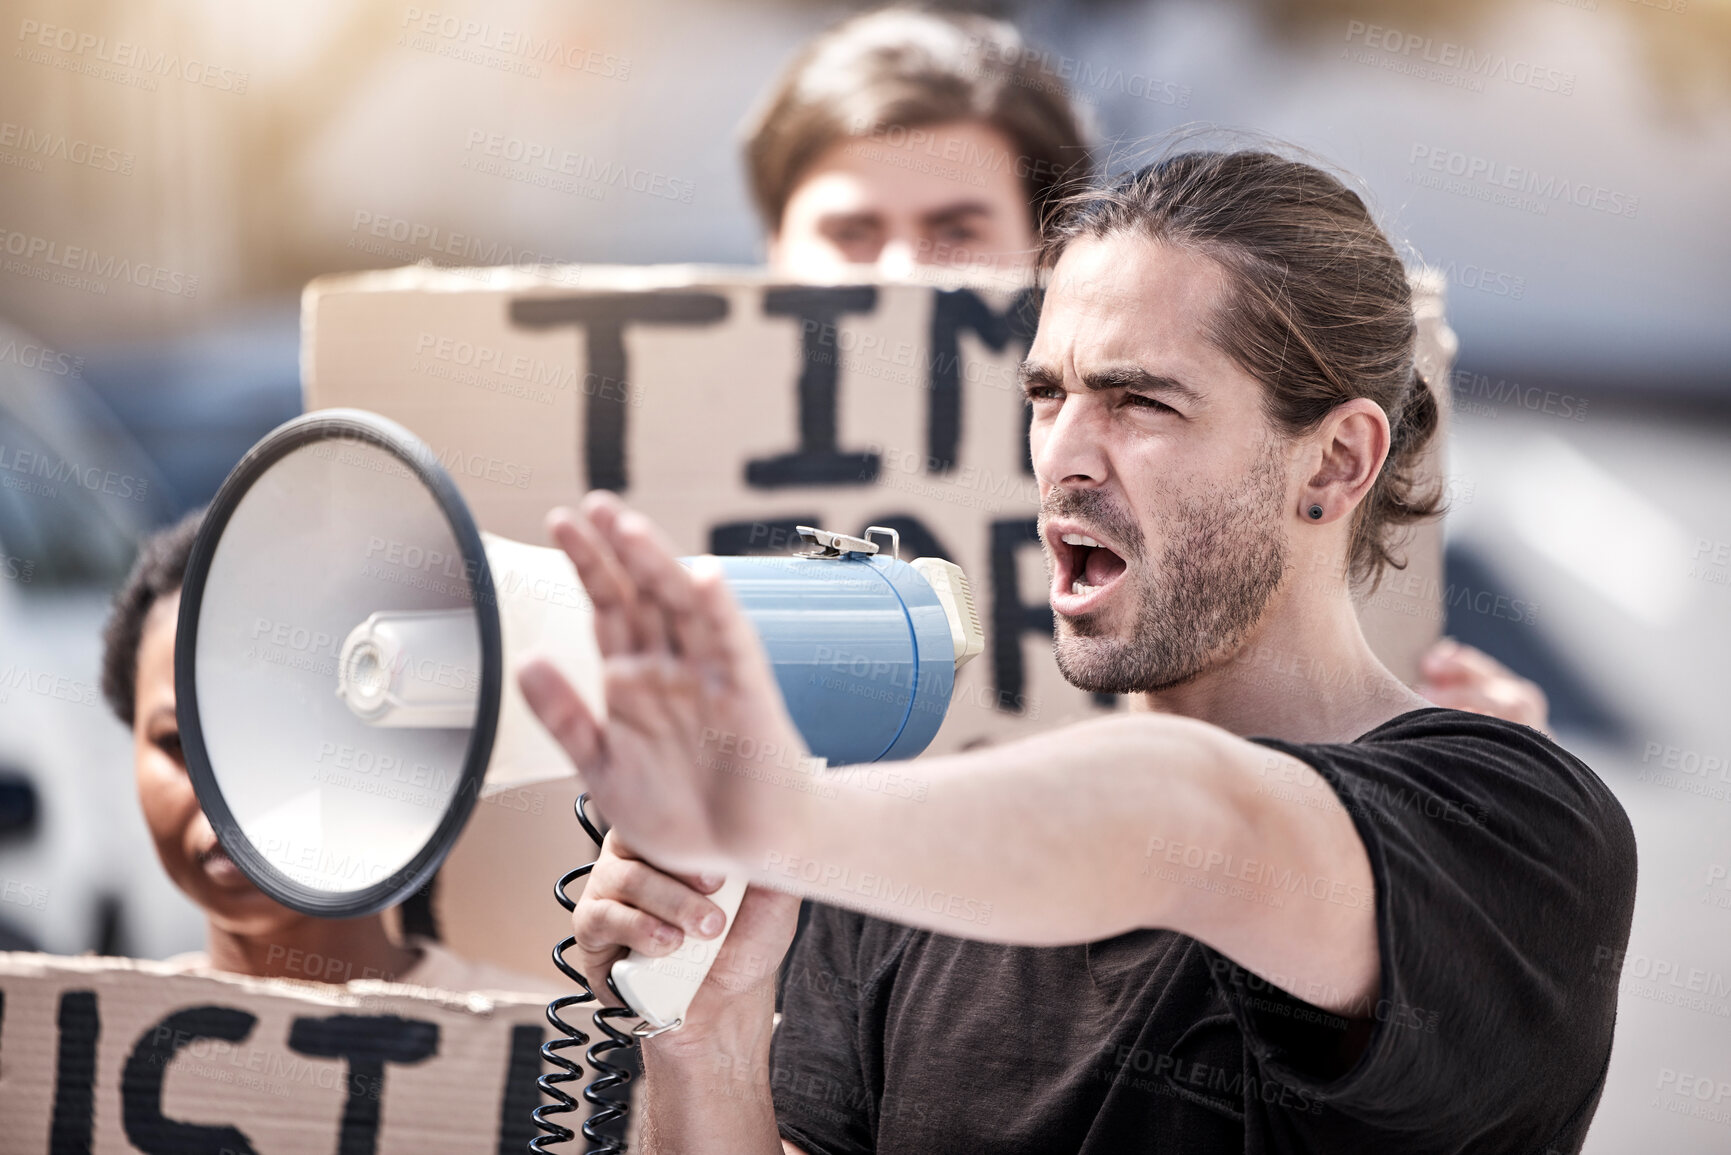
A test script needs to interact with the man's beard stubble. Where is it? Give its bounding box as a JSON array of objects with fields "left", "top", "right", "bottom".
[{"left": 1046, "top": 442, "right": 1290, "bottom": 695}]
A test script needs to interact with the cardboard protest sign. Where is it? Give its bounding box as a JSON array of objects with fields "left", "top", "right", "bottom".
[
  {"left": 300, "top": 264, "right": 1448, "bottom": 978},
  {"left": 0, "top": 952, "right": 563, "bottom": 1154}
]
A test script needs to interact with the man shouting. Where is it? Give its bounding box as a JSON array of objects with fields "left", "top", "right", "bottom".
[{"left": 519, "top": 148, "right": 1636, "bottom": 1155}]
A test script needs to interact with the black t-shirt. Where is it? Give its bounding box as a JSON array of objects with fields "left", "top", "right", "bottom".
[{"left": 769, "top": 709, "right": 1637, "bottom": 1155}]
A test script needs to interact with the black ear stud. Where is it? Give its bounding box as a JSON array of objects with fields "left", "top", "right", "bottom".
[{"left": 1307, "top": 504, "right": 1324, "bottom": 520}]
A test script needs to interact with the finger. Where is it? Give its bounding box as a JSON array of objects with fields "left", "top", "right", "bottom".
[
  {"left": 1416, "top": 663, "right": 1473, "bottom": 689},
  {"left": 1418, "top": 637, "right": 1468, "bottom": 681},
  {"left": 1421, "top": 647, "right": 1546, "bottom": 730},
  {"left": 1428, "top": 640, "right": 1517, "bottom": 683},
  {"left": 574, "top": 896, "right": 685, "bottom": 958},
  {"left": 607, "top": 834, "right": 726, "bottom": 896},
  {"left": 606, "top": 509, "right": 721, "bottom": 665},
  {"left": 580, "top": 494, "right": 668, "bottom": 654},
  {"left": 547, "top": 504, "right": 640, "bottom": 657},
  {"left": 596, "top": 856, "right": 729, "bottom": 941},
  {"left": 564, "top": 941, "right": 627, "bottom": 1009},
  {"left": 1419, "top": 680, "right": 1544, "bottom": 729},
  {"left": 517, "top": 657, "right": 603, "bottom": 772}
]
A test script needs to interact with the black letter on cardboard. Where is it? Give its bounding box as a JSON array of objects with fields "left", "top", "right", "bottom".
[
  {"left": 122, "top": 1005, "right": 259, "bottom": 1154},
  {"left": 494, "top": 1024, "right": 545, "bottom": 1154},
  {"left": 928, "top": 287, "right": 1040, "bottom": 473},
  {"left": 51, "top": 990, "right": 99, "bottom": 1155},
  {"left": 989, "top": 519, "right": 1052, "bottom": 714},
  {"left": 289, "top": 1014, "right": 439, "bottom": 1155},
  {"left": 746, "top": 287, "right": 881, "bottom": 487},
  {"left": 511, "top": 292, "right": 730, "bottom": 492}
]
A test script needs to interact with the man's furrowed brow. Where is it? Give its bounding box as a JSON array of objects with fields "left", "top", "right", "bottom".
[
  {"left": 1017, "top": 361, "right": 1062, "bottom": 391},
  {"left": 1081, "top": 366, "right": 1204, "bottom": 406}
]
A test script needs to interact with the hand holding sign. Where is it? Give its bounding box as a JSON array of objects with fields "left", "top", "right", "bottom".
[{"left": 517, "top": 491, "right": 812, "bottom": 877}]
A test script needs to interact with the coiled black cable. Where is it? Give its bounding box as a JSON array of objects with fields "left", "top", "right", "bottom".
[{"left": 531, "top": 792, "right": 638, "bottom": 1153}]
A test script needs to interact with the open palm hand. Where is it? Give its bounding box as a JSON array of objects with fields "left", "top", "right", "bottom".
[{"left": 517, "top": 492, "right": 810, "bottom": 876}]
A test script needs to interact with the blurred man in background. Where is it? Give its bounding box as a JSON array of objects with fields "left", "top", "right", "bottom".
[{"left": 744, "top": 7, "right": 1085, "bottom": 279}]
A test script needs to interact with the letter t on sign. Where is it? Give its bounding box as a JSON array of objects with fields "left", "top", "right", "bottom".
[
  {"left": 288, "top": 1014, "right": 439, "bottom": 1155},
  {"left": 510, "top": 292, "right": 730, "bottom": 492}
]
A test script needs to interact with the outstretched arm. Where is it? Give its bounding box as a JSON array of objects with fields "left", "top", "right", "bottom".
[{"left": 520, "top": 493, "right": 1379, "bottom": 1016}]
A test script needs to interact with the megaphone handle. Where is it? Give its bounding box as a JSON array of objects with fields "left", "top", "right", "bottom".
[{"left": 609, "top": 872, "right": 749, "bottom": 1036}]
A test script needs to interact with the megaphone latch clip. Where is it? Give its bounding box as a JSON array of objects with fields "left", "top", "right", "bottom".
[{"left": 794, "top": 525, "right": 899, "bottom": 560}]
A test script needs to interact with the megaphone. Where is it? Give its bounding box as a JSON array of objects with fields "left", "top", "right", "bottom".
[{"left": 176, "top": 409, "right": 983, "bottom": 1030}]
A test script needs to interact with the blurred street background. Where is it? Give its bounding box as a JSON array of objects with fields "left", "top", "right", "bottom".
[{"left": 0, "top": 0, "right": 1727, "bottom": 1148}]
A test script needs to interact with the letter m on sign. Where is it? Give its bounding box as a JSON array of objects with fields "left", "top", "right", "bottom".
[{"left": 928, "top": 287, "right": 1040, "bottom": 473}]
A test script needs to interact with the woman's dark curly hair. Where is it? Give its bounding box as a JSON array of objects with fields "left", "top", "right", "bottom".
[{"left": 100, "top": 509, "right": 203, "bottom": 727}]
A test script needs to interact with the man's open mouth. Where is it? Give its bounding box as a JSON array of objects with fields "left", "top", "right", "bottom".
[{"left": 1047, "top": 523, "right": 1130, "bottom": 615}]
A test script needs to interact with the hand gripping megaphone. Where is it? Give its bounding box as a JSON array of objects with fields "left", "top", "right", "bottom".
[{"left": 175, "top": 409, "right": 983, "bottom": 1034}]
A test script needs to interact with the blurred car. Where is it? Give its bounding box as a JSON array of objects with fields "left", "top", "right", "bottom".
[
  {"left": 75, "top": 303, "right": 301, "bottom": 520},
  {"left": 0, "top": 318, "right": 206, "bottom": 957}
]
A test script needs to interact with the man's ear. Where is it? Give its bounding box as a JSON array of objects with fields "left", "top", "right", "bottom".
[{"left": 1298, "top": 399, "right": 1389, "bottom": 525}]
